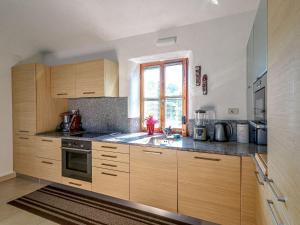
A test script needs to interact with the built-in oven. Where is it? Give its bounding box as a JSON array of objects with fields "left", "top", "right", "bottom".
[
  {"left": 253, "top": 74, "right": 267, "bottom": 122},
  {"left": 62, "top": 139, "right": 92, "bottom": 182}
]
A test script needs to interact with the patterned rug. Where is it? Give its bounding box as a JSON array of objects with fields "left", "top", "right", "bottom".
[{"left": 8, "top": 185, "right": 192, "bottom": 225}]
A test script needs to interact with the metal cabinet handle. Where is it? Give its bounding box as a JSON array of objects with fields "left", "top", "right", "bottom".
[
  {"left": 101, "top": 154, "right": 117, "bottom": 158},
  {"left": 268, "top": 179, "right": 287, "bottom": 203},
  {"left": 83, "top": 91, "right": 95, "bottom": 95},
  {"left": 101, "top": 146, "right": 117, "bottom": 150},
  {"left": 267, "top": 200, "right": 284, "bottom": 225},
  {"left": 56, "top": 93, "right": 68, "bottom": 96},
  {"left": 143, "top": 150, "right": 162, "bottom": 155},
  {"left": 18, "top": 130, "right": 29, "bottom": 133},
  {"left": 101, "top": 172, "right": 117, "bottom": 177},
  {"left": 41, "top": 161, "right": 53, "bottom": 165},
  {"left": 254, "top": 171, "right": 264, "bottom": 185},
  {"left": 69, "top": 182, "right": 82, "bottom": 186},
  {"left": 194, "top": 156, "right": 221, "bottom": 161},
  {"left": 101, "top": 163, "right": 117, "bottom": 167},
  {"left": 18, "top": 137, "right": 29, "bottom": 140},
  {"left": 41, "top": 139, "right": 53, "bottom": 142}
]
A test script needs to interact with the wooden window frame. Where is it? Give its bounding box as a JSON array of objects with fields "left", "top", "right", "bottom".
[{"left": 140, "top": 58, "right": 188, "bottom": 136}]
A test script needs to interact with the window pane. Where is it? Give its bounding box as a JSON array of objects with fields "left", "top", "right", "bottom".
[
  {"left": 144, "top": 100, "right": 160, "bottom": 127},
  {"left": 165, "top": 98, "right": 182, "bottom": 128},
  {"left": 165, "top": 63, "right": 183, "bottom": 96},
  {"left": 144, "top": 66, "right": 160, "bottom": 98}
]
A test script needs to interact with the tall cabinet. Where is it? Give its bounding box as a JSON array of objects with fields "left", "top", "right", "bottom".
[
  {"left": 267, "top": 0, "right": 300, "bottom": 224},
  {"left": 12, "top": 64, "right": 67, "bottom": 176}
]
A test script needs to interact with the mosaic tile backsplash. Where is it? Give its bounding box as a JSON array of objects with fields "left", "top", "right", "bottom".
[{"left": 68, "top": 97, "right": 140, "bottom": 133}]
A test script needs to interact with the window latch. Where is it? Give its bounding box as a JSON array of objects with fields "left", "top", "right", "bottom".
[{"left": 182, "top": 116, "right": 186, "bottom": 124}]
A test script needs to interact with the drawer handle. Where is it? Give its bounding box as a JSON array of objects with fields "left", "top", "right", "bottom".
[
  {"left": 194, "top": 156, "right": 221, "bottom": 161},
  {"left": 101, "top": 146, "right": 117, "bottom": 149},
  {"left": 143, "top": 150, "right": 162, "bottom": 155},
  {"left": 18, "top": 130, "right": 29, "bottom": 133},
  {"left": 57, "top": 93, "right": 68, "bottom": 96},
  {"left": 101, "top": 154, "right": 117, "bottom": 158},
  {"left": 101, "top": 163, "right": 117, "bottom": 167},
  {"left": 254, "top": 171, "right": 264, "bottom": 185},
  {"left": 267, "top": 200, "right": 284, "bottom": 225},
  {"left": 69, "top": 182, "right": 82, "bottom": 187},
  {"left": 18, "top": 137, "right": 29, "bottom": 140},
  {"left": 101, "top": 172, "right": 117, "bottom": 177},
  {"left": 41, "top": 139, "right": 53, "bottom": 142},
  {"left": 267, "top": 179, "right": 287, "bottom": 203},
  {"left": 83, "top": 91, "right": 95, "bottom": 95},
  {"left": 41, "top": 161, "right": 53, "bottom": 165}
]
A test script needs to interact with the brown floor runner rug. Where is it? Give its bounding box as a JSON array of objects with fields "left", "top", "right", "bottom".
[{"left": 8, "top": 185, "right": 192, "bottom": 225}]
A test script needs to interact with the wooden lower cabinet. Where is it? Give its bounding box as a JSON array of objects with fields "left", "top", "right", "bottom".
[
  {"left": 178, "top": 151, "right": 241, "bottom": 225},
  {"left": 92, "top": 167, "right": 129, "bottom": 200},
  {"left": 62, "top": 177, "right": 91, "bottom": 191},
  {"left": 13, "top": 135, "right": 38, "bottom": 177},
  {"left": 36, "top": 157, "right": 62, "bottom": 183},
  {"left": 130, "top": 146, "right": 177, "bottom": 212}
]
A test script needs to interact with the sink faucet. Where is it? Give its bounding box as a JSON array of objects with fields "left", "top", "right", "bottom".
[{"left": 162, "top": 126, "right": 172, "bottom": 137}]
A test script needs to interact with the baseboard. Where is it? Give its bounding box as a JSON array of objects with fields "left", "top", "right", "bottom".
[{"left": 0, "top": 172, "right": 16, "bottom": 183}]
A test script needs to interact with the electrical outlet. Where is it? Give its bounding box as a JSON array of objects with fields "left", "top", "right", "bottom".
[{"left": 228, "top": 108, "right": 239, "bottom": 115}]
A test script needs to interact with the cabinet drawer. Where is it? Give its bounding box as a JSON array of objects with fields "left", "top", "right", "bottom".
[
  {"left": 93, "top": 150, "right": 129, "bottom": 163},
  {"left": 62, "top": 177, "right": 91, "bottom": 191},
  {"left": 92, "top": 167, "right": 129, "bottom": 200},
  {"left": 35, "top": 136, "right": 61, "bottom": 160},
  {"left": 178, "top": 151, "right": 241, "bottom": 225},
  {"left": 93, "top": 158, "right": 129, "bottom": 172},
  {"left": 14, "top": 135, "right": 36, "bottom": 156},
  {"left": 14, "top": 155, "right": 38, "bottom": 177},
  {"left": 92, "top": 142, "right": 129, "bottom": 154},
  {"left": 36, "top": 157, "right": 61, "bottom": 183},
  {"left": 130, "top": 146, "right": 177, "bottom": 212}
]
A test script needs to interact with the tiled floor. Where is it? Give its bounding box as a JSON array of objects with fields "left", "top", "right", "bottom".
[{"left": 0, "top": 177, "right": 57, "bottom": 225}]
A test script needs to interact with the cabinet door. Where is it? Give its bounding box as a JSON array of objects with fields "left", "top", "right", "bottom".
[
  {"left": 12, "top": 64, "right": 36, "bottom": 135},
  {"left": 178, "top": 151, "right": 241, "bottom": 225},
  {"left": 13, "top": 135, "right": 37, "bottom": 177},
  {"left": 130, "top": 146, "right": 177, "bottom": 212},
  {"left": 36, "top": 158, "right": 62, "bottom": 183},
  {"left": 76, "top": 60, "right": 104, "bottom": 97},
  {"left": 35, "top": 136, "right": 61, "bottom": 161},
  {"left": 51, "top": 64, "right": 76, "bottom": 98},
  {"left": 92, "top": 167, "right": 129, "bottom": 200}
]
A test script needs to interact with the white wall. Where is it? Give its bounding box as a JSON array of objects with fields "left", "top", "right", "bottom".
[{"left": 45, "top": 11, "right": 255, "bottom": 120}]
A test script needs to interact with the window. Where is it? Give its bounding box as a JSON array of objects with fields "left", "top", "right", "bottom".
[{"left": 140, "top": 58, "right": 188, "bottom": 135}]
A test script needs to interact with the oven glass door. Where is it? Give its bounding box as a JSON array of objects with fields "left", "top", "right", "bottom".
[
  {"left": 65, "top": 151, "right": 87, "bottom": 173},
  {"left": 254, "top": 87, "right": 266, "bottom": 121}
]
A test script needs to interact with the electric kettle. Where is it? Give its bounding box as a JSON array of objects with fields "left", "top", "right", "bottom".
[{"left": 214, "top": 122, "right": 233, "bottom": 142}]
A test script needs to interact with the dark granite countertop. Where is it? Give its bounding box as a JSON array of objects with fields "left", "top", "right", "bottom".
[{"left": 37, "top": 132, "right": 267, "bottom": 157}]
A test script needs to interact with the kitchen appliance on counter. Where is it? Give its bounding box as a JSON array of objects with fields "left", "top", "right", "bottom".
[
  {"left": 59, "top": 110, "right": 82, "bottom": 133},
  {"left": 214, "top": 122, "right": 233, "bottom": 142},
  {"left": 193, "top": 110, "right": 208, "bottom": 141},
  {"left": 62, "top": 139, "right": 92, "bottom": 182}
]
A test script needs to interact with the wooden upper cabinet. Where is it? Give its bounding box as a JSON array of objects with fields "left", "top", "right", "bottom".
[
  {"left": 12, "top": 64, "right": 37, "bottom": 135},
  {"left": 51, "top": 59, "right": 118, "bottom": 98},
  {"left": 130, "top": 146, "right": 177, "bottom": 212},
  {"left": 178, "top": 151, "right": 241, "bottom": 225},
  {"left": 12, "top": 64, "right": 67, "bottom": 135},
  {"left": 51, "top": 64, "right": 76, "bottom": 98}
]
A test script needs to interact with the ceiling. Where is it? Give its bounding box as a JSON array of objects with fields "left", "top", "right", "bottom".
[{"left": 0, "top": 0, "right": 259, "bottom": 60}]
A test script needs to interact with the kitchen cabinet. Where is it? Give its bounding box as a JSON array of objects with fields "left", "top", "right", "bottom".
[
  {"left": 62, "top": 177, "right": 92, "bottom": 191},
  {"left": 76, "top": 59, "right": 118, "bottom": 98},
  {"left": 130, "top": 146, "right": 177, "bottom": 212},
  {"left": 267, "top": 0, "right": 300, "bottom": 224},
  {"left": 51, "top": 59, "right": 118, "bottom": 98},
  {"left": 12, "top": 64, "right": 67, "bottom": 135},
  {"left": 51, "top": 64, "right": 76, "bottom": 98},
  {"left": 13, "top": 135, "right": 37, "bottom": 177},
  {"left": 178, "top": 151, "right": 240, "bottom": 225},
  {"left": 34, "top": 136, "right": 62, "bottom": 183},
  {"left": 92, "top": 142, "right": 129, "bottom": 200}
]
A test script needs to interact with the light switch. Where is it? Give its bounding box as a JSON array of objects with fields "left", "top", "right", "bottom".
[{"left": 228, "top": 108, "right": 239, "bottom": 115}]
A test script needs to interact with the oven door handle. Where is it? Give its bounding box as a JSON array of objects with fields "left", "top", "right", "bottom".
[{"left": 61, "top": 147, "right": 91, "bottom": 153}]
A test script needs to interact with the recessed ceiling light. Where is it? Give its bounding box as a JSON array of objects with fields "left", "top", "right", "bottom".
[{"left": 211, "top": 0, "right": 219, "bottom": 5}]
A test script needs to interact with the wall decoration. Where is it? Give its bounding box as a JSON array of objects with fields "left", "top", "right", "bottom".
[
  {"left": 202, "top": 74, "right": 208, "bottom": 95},
  {"left": 195, "top": 66, "right": 201, "bottom": 86}
]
